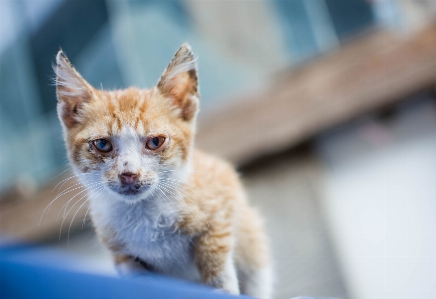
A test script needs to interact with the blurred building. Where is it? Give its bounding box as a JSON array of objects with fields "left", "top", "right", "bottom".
[
  {"left": 0, "top": 0, "right": 379, "bottom": 191},
  {"left": 1, "top": 1, "right": 436, "bottom": 299}
]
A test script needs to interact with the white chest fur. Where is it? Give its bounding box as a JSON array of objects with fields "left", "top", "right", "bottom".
[{"left": 90, "top": 194, "right": 201, "bottom": 282}]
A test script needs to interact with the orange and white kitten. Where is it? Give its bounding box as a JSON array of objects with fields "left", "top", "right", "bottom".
[{"left": 55, "top": 44, "right": 272, "bottom": 298}]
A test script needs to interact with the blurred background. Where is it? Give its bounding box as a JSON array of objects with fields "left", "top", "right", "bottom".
[{"left": 1, "top": 1, "right": 436, "bottom": 299}]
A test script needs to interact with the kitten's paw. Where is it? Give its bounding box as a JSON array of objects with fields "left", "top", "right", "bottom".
[
  {"left": 222, "top": 282, "right": 240, "bottom": 295},
  {"left": 212, "top": 287, "right": 240, "bottom": 296},
  {"left": 210, "top": 280, "right": 240, "bottom": 295}
]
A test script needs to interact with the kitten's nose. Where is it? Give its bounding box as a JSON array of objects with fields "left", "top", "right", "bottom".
[{"left": 119, "top": 172, "right": 139, "bottom": 185}]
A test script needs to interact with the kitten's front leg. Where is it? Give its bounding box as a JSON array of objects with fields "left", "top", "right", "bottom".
[
  {"left": 113, "top": 254, "right": 152, "bottom": 276},
  {"left": 194, "top": 231, "right": 240, "bottom": 295}
]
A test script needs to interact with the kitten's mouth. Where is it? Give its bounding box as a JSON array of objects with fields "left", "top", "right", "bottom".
[
  {"left": 119, "top": 188, "right": 141, "bottom": 195},
  {"left": 108, "top": 182, "right": 153, "bottom": 198}
]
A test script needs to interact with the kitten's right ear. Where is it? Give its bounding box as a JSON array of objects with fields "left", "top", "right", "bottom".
[
  {"left": 157, "top": 43, "right": 199, "bottom": 122},
  {"left": 54, "top": 50, "right": 94, "bottom": 128}
]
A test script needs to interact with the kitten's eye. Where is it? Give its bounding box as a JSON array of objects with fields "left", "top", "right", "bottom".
[
  {"left": 92, "top": 139, "right": 113, "bottom": 153},
  {"left": 146, "top": 136, "right": 166, "bottom": 150}
]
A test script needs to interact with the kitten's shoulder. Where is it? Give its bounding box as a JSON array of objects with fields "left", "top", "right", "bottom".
[
  {"left": 190, "top": 149, "right": 241, "bottom": 189},
  {"left": 192, "top": 149, "right": 237, "bottom": 174}
]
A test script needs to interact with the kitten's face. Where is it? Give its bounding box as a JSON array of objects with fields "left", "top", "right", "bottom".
[{"left": 55, "top": 44, "right": 199, "bottom": 203}]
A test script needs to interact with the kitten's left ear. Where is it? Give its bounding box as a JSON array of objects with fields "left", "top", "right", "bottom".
[
  {"left": 157, "top": 43, "right": 199, "bottom": 122},
  {"left": 54, "top": 50, "right": 95, "bottom": 128}
]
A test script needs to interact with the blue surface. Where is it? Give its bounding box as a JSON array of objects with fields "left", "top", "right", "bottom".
[{"left": 0, "top": 241, "right": 247, "bottom": 299}]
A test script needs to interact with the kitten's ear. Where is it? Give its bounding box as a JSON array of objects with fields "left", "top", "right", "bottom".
[
  {"left": 157, "top": 43, "right": 199, "bottom": 121},
  {"left": 54, "top": 50, "right": 95, "bottom": 128}
]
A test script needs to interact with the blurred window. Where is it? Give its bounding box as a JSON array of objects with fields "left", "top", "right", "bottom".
[
  {"left": 274, "top": 0, "right": 374, "bottom": 61},
  {"left": 324, "top": 0, "right": 374, "bottom": 38},
  {"left": 30, "top": 0, "right": 109, "bottom": 114}
]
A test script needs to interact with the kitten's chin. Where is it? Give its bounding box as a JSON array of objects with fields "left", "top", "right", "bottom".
[{"left": 107, "top": 186, "right": 156, "bottom": 204}]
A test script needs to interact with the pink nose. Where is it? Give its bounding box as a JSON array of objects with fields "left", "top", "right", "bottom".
[{"left": 119, "top": 172, "right": 139, "bottom": 185}]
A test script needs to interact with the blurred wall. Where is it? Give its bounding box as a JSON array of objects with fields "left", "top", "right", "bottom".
[{"left": 318, "top": 97, "right": 436, "bottom": 299}]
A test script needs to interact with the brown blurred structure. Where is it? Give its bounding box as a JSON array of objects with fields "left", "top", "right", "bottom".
[{"left": 197, "top": 23, "right": 436, "bottom": 164}]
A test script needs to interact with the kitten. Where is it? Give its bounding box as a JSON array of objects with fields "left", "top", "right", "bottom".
[{"left": 55, "top": 44, "right": 272, "bottom": 298}]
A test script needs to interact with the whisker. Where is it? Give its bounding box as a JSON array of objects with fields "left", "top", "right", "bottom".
[
  {"left": 53, "top": 172, "right": 100, "bottom": 193},
  {"left": 59, "top": 185, "right": 104, "bottom": 241},
  {"left": 159, "top": 181, "right": 209, "bottom": 227},
  {"left": 59, "top": 188, "right": 94, "bottom": 220},
  {"left": 164, "top": 180, "right": 210, "bottom": 227},
  {"left": 54, "top": 182, "right": 104, "bottom": 217},
  {"left": 162, "top": 179, "right": 213, "bottom": 206},
  {"left": 52, "top": 175, "right": 77, "bottom": 192},
  {"left": 67, "top": 186, "right": 105, "bottom": 247},
  {"left": 160, "top": 177, "right": 201, "bottom": 190},
  {"left": 60, "top": 181, "right": 105, "bottom": 218},
  {"left": 155, "top": 186, "right": 177, "bottom": 224},
  {"left": 40, "top": 183, "right": 93, "bottom": 225},
  {"left": 81, "top": 206, "right": 91, "bottom": 229},
  {"left": 158, "top": 169, "right": 209, "bottom": 176},
  {"left": 56, "top": 179, "right": 104, "bottom": 201},
  {"left": 67, "top": 199, "right": 90, "bottom": 247},
  {"left": 59, "top": 173, "right": 99, "bottom": 191},
  {"left": 158, "top": 183, "right": 200, "bottom": 224},
  {"left": 161, "top": 179, "right": 204, "bottom": 197},
  {"left": 56, "top": 188, "right": 88, "bottom": 219},
  {"left": 49, "top": 166, "right": 73, "bottom": 181}
]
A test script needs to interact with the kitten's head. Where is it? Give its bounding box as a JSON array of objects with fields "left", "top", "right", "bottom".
[{"left": 55, "top": 44, "right": 199, "bottom": 203}]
